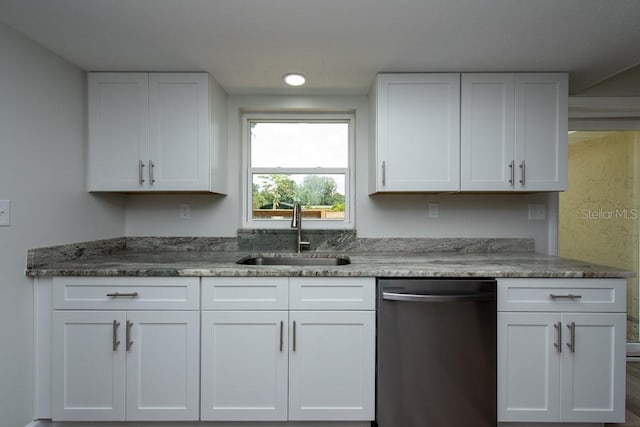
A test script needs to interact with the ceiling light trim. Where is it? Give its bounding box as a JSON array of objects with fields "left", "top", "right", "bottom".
[{"left": 283, "top": 73, "right": 307, "bottom": 87}]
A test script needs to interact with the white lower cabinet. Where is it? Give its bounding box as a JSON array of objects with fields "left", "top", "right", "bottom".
[
  {"left": 288, "top": 310, "right": 375, "bottom": 421},
  {"left": 201, "top": 277, "right": 376, "bottom": 422},
  {"left": 497, "top": 278, "right": 626, "bottom": 423},
  {"left": 201, "top": 310, "right": 289, "bottom": 421},
  {"left": 51, "top": 277, "right": 200, "bottom": 422},
  {"left": 53, "top": 311, "right": 127, "bottom": 421}
]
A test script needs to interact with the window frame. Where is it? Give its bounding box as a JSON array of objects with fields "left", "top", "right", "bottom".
[{"left": 242, "top": 112, "right": 355, "bottom": 229}]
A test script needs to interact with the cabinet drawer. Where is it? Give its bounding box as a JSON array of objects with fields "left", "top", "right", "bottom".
[
  {"left": 53, "top": 277, "right": 199, "bottom": 310},
  {"left": 290, "top": 277, "right": 375, "bottom": 310},
  {"left": 202, "top": 277, "right": 288, "bottom": 310},
  {"left": 498, "top": 278, "right": 626, "bottom": 312}
]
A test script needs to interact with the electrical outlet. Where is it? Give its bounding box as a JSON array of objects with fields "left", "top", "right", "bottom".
[
  {"left": 0, "top": 200, "right": 10, "bottom": 226},
  {"left": 179, "top": 204, "right": 191, "bottom": 220},
  {"left": 528, "top": 203, "right": 546, "bottom": 220},
  {"left": 428, "top": 203, "right": 440, "bottom": 219}
]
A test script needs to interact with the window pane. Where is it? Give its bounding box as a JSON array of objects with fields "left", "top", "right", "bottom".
[
  {"left": 252, "top": 174, "right": 345, "bottom": 220},
  {"left": 251, "top": 122, "right": 348, "bottom": 168}
]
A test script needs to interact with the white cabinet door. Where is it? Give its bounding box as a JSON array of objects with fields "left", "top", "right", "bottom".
[
  {"left": 499, "top": 311, "right": 625, "bottom": 423},
  {"left": 461, "top": 74, "right": 515, "bottom": 191},
  {"left": 498, "top": 312, "right": 561, "bottom": 422},
  {"left": 201, "top": 311, "right": 289, "bottom": 421},
  {"left": 289, "top": 311, "right": 375, "bottom": 421},
  {"left": 125, "top": 311, "right": 200, "bottom": 421},
  {"left": 88, "top": 73, "right": 149, "bottom": 191},
  {"left": 148, "top": 73, "right": 210, "bottom": 191},
  {"left": 561, "top": 312, "right": 625, "bottom": 423},
  {"left": 88, "top": 72, "right": 226, "bottom": 193},
  {"left": 373, "top": 73, "right": 460, "bottom": 192},
  {"left": 461, "top": 73, "right": 567, "bottom": 192},
  {"left": 514, "top": 73, "right": 568, "bottom": 191},
  {"left": 52, "top": 311, "right": 127, "bottom": 421}
]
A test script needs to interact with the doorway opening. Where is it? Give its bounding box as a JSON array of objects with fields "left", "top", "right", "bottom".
[
  {"left": 559, "top": 130, "right": 640, "bottom": 344},
  {"left": 564, "top": 98, "right": 640, "bottom": 426}
]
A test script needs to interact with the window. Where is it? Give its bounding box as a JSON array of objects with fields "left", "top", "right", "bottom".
[{"left": 243, "top": 114, "right": 354, "bottom": 228}]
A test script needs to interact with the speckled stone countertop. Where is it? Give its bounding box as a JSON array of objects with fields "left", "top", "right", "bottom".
[{"left": 26, "top": 245, "right": 633, "bottom": 278}]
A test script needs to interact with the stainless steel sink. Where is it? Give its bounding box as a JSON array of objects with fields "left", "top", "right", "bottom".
[{"left": 236, "top": 254, "right": 351, "bottom": 266}]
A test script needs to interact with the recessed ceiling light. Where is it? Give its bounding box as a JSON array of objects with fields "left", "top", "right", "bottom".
[{"left": 283, "top": 73, "right": 306, "bottom": 86}]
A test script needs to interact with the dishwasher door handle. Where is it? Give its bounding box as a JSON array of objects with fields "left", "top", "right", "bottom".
[{"left": 382, "top": 291, "right": 495, "bottom": 303}]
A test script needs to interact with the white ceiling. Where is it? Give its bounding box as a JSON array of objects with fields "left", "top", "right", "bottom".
[{"left": 1, "top": 0, "right": 639, "bottom": 95}]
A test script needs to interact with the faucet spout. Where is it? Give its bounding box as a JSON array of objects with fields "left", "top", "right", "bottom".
[{"left": 291, "top": 202, "right": 310, "bottom": 253}]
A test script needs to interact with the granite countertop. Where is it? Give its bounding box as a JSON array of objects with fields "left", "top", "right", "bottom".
[{"left": 26, "top": 249, "right": 633, "bottom": 279}]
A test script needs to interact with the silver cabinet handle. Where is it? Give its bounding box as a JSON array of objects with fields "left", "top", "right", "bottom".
[
  {"left": 113, "top": 320, "right": 121, "bottom": 351},
  {"left": 292, "top": 320, "right": 296, "bottom": 352},
  {"left": 519, "top": 160, "right": 526, "bottom": 185},
  {"left": 549, "top": 293, "right": 582, "bottom": 300},
  {"left": 149, "top": 160, "right": 155, "bottom": 184},
  {"left": 106, "top": 292, "right": 139, "bottom": 298},
  {"left": 553, "top": 321, "right": 562, "bottom": 353},
  {"left": 126, "top": 320, "right": 133, "bottom": 351},
  {"left": 381, "top": 161, "right": 386, "bottom": 186},
  {"left": 279, "top": 321, "right": 284, "bottom": 352},
  {"left": 138, "top": 160, "right": 145, "bottom": 185},
  {"left": 567, "top": 322, "right": 576, "bottom": 353},
  {"left": 508, "top": 160, "right": 515, "bottom": 185},
  {"left": 382, "top": 291, "right": 495, "bottom": 303}
]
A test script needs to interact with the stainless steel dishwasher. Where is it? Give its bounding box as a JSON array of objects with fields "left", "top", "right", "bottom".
[{"left": 376, "top": 278, "right": 496, "bottom": 427}]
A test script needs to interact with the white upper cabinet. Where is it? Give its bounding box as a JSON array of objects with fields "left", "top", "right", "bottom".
[
  {"left": 88, "top": 72, "right": 227, "bottom": 193},
  {"left": 372, "top": 72, "right": 567, "bottom": 193},
  {"left": 148, "top": 73, "right": 211, "bottom": 191},
  {"left": 88, "top": 73, "right": 149, "bottom": 191},
  {"left": 370, "top": 73, "right": 461, "bottom": 193},
  {"left": 461, "top": 73, "right": 568, "bottom": 191},
  {"left": 461, "top": 74, "right": 515, "bottom": 191},
  {"left": 514, "top": 73, "right": 568, "bottom": 191}
]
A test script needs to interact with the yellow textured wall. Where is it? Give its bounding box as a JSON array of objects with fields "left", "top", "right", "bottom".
[{"left": 559, "top": 131, "right": 640, "bottom": 339}]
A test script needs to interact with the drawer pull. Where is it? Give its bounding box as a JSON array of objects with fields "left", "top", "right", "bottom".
[
  {"left": 149, "top": 160, "right": 156, "bottom": 184},
  {"left": 138, "top": 160, "right": 145, "bottom": 185},
  {"left": 381, "top": 161, "right": 386, "bottom": 186},
  {"left": 106, "top": 292, "right": 139, "bottom": 298},
  {"left": 112, "top": 320, "right": 121, "bottom": 351},
  {"left": 549, "top": 293, "right": 582, "bottom": 300},
  {"left": 553, "top": 322, "right": 562, "bottom": 353},
  {"left": 508, "top": 160, "right": 515, "bottom": 185},
  {"left": 567, "top": 322, "right": 576, "bottom": 353},
  {"left": 292, "top": 320, "right": 297, "bottom": 352},
  {"left": 126, "top": 320, "right": 134, "bottom": 351}
]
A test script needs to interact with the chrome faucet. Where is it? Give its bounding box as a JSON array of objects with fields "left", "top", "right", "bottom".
[{"left": 291, "top": 202, "right": 310, "bottom": 253}]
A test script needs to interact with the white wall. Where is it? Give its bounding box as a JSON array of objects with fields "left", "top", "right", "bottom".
[
  {"left": 0, "top": 24, "right": 125, "bottom": 427},
  {"left": 126, "top": 94, "right": 556, "bottom": 253}
]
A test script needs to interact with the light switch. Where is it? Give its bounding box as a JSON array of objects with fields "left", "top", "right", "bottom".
[{"left": 0, "top": 200, "right": 10, "bottom": 226}]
